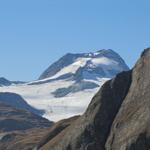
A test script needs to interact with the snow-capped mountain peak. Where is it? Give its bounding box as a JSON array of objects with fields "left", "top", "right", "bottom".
[{"left": 39, "top": 49, "right": 129, "bottom": 81}]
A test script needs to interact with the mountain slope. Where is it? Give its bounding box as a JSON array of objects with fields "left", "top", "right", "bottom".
[
  {"left": 38, "top": 48, "right": 150, "bottom": 150},
  {"left": 0, "top": 101, "right": 53, "bottom": 150},
  {"left": 0, "top": 78, "right": 11, "bottom": 86},
  {"left": 0, "top": 102, "right": 53, "bottom": 132},
  {"left": 0, "top": 92, "right": 43, "bottom": 115}
]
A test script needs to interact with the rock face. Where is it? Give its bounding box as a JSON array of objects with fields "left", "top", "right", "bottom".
[{"left": 38, "top": 48, "right": 150, "bottom": 150}]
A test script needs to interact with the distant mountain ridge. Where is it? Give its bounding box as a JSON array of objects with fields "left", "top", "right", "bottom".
[
  {"left": 0, "top": 77, "right": 25, "bottom": 87},
  {"left": 0, "top": 77, "right": 12, "bottom": 86}
]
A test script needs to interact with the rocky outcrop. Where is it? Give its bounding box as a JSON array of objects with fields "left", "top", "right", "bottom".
[{"left": 38, "top": 48, "right": 150, "bottom": 150}]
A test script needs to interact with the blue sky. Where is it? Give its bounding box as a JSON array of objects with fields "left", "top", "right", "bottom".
[{"left": 0, "top": 0, "right": 150, "bottom": 81}]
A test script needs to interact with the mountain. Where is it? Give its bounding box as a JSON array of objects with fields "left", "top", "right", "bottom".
[
  {"left": 39, "top": 49, "right": 129, "bottom": 80},
  {"left": 0, "top": 49, "right": 129, "bottom": 121},
  {"left": 0, "top": 92, "right": 44, "bottom": 115},
  {"left": 37, "top": 48, "right": 150, "bottom": 150}
]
